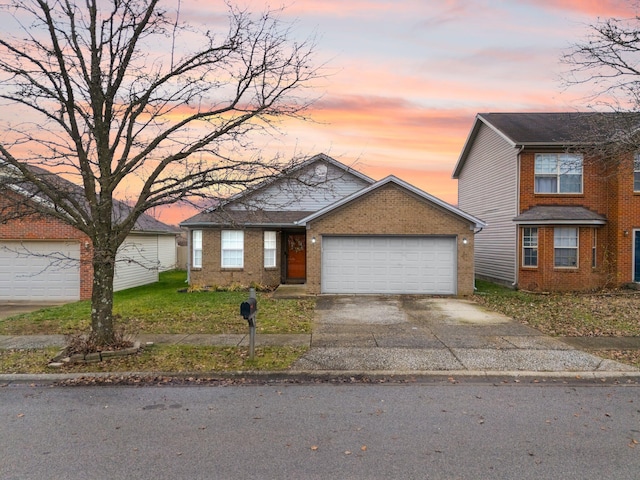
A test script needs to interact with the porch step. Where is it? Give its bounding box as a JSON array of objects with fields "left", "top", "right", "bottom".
[{"left": 272, "top": 284, "right": 311, "bottom": 299}]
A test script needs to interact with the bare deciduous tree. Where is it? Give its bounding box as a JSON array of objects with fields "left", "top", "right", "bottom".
[
  {"left": 561, "top": 14, "right": 640, "bottom": 161},
  {"left": 0, "top": 0, "right": 320, "bottom": 345}
]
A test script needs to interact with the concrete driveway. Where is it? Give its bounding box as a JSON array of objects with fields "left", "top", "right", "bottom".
[
  {"left": 292, "top": 295, "right": 637, "bottom": 375},
  {"left": 0, "top": 302, "right": 63, "bottom": 320}
]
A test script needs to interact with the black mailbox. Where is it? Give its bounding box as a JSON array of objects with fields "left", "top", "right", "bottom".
[{"left": 240, "top": 297, "right": 257, "bottom": 321}]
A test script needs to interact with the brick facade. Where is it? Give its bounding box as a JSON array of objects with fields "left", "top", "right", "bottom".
[
  {"left": 305, "top": 184, "right": 476, "bottom": 295},
  {"left": 189, "top": 228, "right": 282, "bottom": 288},
  {"left": 517, "top": 152, "right": 640, "bottom": 291},
  {"left": 0, "top": 192, "right": 94, "bottom": 299},
  {"left": 189, "top": 184, "right": 478, "bottom": 295}
]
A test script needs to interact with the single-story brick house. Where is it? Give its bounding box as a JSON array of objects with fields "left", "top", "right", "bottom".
[
  {"left": 0, "top": 169, "right": 179, "bottom": 302},
  {"left": 180, "top": 154, "right": 485, "bottom": 295}
]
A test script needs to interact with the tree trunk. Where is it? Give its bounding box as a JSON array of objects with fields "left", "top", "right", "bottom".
[{"left": 90, "top": 249, "right": 116, "bottom": 346}]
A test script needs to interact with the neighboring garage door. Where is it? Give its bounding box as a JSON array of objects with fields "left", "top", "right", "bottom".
[
  {"left": 0, "top": 241, "right": 81, "bottom": 301},
  {"left": 322, "top": 236, "right": 456, "bottom": 294}
]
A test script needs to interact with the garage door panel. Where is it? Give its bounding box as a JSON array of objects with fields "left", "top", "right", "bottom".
[
  {"left": 322, "top": 236, "right": 456, "bottom": 294},
  {"left": 0, "top": 241, "right": 80, "bottom": 301}
]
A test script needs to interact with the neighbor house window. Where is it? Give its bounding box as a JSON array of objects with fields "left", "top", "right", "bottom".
[
  {"left": 192, "top": 230, "right": 202, "bottom": 268},
  {"left": 634, "top": 153, "right": 640, "bottom": 192},
  {"left": 264, "top": 231, "right": 276, "bottom": 268},
  {"left": 522, "top": 227, "right": 538, "bottom": 267},
  {"left": 535, "top": 153, "right": 583, "bottom": 194},
  {"left": 554, "top": 227, "right": 578, "bottom": 267},
  {"left": 221, "top": 230, "right": 244, "bottom": 268}
]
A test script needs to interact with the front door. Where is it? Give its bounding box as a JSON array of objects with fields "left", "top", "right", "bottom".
[{"left": 286, "top": 233, "right": 306, "bottom": 281}]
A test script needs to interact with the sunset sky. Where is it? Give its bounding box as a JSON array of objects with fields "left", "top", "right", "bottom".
[{"left": 149, "top": 0, "right": 638, "bottom": 224}]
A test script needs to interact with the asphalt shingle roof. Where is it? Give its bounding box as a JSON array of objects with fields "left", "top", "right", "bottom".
[
  {"left": 480, "top": 112, "right": 640, "bottom": 145},
  {"left": 513, "top": 206, "right": 607, "bottom": 224}
]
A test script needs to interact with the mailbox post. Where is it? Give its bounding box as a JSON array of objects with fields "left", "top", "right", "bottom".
[{"left": 240, "top": 288, "right": 257, "bottom": 360}]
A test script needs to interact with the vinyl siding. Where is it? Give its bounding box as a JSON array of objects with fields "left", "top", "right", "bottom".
[
  {"left": 458, "top": 123, "right": 518, "bottom": 285},
  {"left": 114, "top": 235, "right": 159, "bottom": 291},
  {"left": 157, "top": 235, "right": 177, "bottom": 272},
  {"left": 230, "top": 162, "right": 371, "bottom": 212}
]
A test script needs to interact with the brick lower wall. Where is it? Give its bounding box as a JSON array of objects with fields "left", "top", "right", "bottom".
[{"left": 189, "top": 228, "right": 282, "bottom": 288}]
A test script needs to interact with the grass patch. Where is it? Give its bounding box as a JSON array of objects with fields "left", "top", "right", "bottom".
[
  {"left": 0, "top": 270, "right": 314, "bottom": 336},
  {"left": 474, "top": 280, "right": 640, "bottom": 337},
  {"left": 0, "top": 345, "right": 308, "bottom": 374}
]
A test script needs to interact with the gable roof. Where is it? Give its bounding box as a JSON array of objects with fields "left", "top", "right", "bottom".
[
  {"left": 452, "top": 112, "right": 640, "bottom": 178},
  {"left": 209, "top": 153, "right": 373, "bottom": 212},
  {"left": 2, "top": 162, "right": 178, "bottom": 234},
  {"left": 296, "top": 175, "right": 486, "bottom": 229},
  {"left": 180, "top": 153, "right": 375, "bottom": 227}
]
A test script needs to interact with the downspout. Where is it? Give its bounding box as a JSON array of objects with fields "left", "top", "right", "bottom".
[
  {"left": 186, "top": 229, "right": 191, "bottom": 284},
  {"left": 513, "top": 145, "right": 524, "bottom": 287},
  {"left": 472, "top": 226, "right": 483, "bottom": 291}
]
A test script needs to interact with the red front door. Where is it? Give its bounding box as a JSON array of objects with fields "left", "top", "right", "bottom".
[{"left": 286, "top": 234, "right": 306, "bottom": 280}]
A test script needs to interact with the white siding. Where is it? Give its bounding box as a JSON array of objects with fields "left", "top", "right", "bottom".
[
  {"left": 0, "top": 241, "right": 80, "bottom": 301},
  {"left": 231, "top": 162, "right": 371, "bottom": 212},
  {"left": 458, "top": 123, "right": 518, "bottom": 285},
  {"left": 157, "top": 235, "right": 177, "bottom": 272},
  {"left": 114, "top": 235, "right": 159, "bottom": 291}
]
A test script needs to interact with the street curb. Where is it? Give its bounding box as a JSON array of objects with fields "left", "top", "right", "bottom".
[{"left": 2, "top": 369, "right": 640, "bottom": 386}]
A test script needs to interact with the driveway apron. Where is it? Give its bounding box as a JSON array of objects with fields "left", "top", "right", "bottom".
[{"left": 292, "top": 295, "right": 637, "bottom": 374}]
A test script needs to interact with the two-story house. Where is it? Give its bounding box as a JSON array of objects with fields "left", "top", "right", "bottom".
[{"left": 453, "top": 112, "right": 640, "bottom": 292}]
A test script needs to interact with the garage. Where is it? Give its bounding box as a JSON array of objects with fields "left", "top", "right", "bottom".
[
  {"left": 0, "top": 241, "right": 80, "bottom": 301},
  {"left": 321, "top": 235, "right": 457, "bottom": 294}
]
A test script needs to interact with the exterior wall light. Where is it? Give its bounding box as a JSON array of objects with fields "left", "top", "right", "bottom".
[
  {"left": 311, "top": 236, "right": 316, "bottom": 244},
  {"left": 462, "top": 237, "right": 468, "bottom": 245}
]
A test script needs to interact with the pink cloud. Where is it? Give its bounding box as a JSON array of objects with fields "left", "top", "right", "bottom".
[{"left": 521, "top": 0, "right": 637, "bottom": 17}]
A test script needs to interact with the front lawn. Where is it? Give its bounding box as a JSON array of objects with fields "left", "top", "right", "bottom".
[
  {"left": 0, "top": 271, "right": 313, "bottom": 374},
  {"left": 0, "top": 270, "right": 314, "bottom": 336},
  {"left": 474, "top": 280, "right": 640, "bottom": 368},
  {"left": 473, "top": 280, "right": 640, "bottom": 337}
]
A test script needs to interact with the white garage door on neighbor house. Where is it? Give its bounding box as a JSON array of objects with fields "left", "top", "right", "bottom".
[
  {"left": 0, "top": 241, "right": 81, "bottom": 301},
  {"left": 321, "top": 236, "right": 457, "bottom": 294}
]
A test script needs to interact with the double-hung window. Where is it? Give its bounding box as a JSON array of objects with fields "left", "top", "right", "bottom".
[
  {"left": 554, "top": 227, "right": 578, "bottom": 268},
  {"left": 535, "top": 153, "right": 583, "bottom": 194},
  {"left": 264, "top": 231, "right": 276, "bottom": 268},
  {"left": 522, "top": 227, "right": 538, "bottom": 267},
  {"left": 634, "top": 153, "right": 640, "bottom": 192},
  {"left": 221, "top": 230, "right": 244, "bottom": 268},
  {"left": 192, "top": 230, "right": 202, "bottom": 268}
]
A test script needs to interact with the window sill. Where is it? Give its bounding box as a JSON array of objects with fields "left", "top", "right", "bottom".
[
  {"left": 533, "top": 193, "right": 584, "bottom": 197},
  {"left": 221, "top": 268, "right": 244, "bottom": 271}
]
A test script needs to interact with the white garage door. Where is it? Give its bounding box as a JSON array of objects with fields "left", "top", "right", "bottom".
[
  {"left": 0, "top": 241, "right": 81, "bottom": 301},
  {"left": 322, "top": 236, "right": 456, "bottom": 294}
]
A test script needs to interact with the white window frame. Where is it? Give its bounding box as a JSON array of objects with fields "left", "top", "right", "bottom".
[
  {"left": 554, "top": 227, "right": 578, "bottom": 268},
  {"left": 264, "top": 231, "right": 277, "bottom": 268},
  {"left": 221, "top": 230, "right": 244, "bottom": 268},
  {"left": 192, "top": 230, "right": 202, "bottom": 269},
  {"left": 634, "top": 153, "right": 640, "bottom": 192},
  {"left": 535, "top": 153, "right": 583, "bottom": 194},
  {"left": 522, "top": 227, "right": 538, "bottom": 267}
]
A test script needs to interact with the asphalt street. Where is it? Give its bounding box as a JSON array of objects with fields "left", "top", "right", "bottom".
[{"left": 2, "top": 382, "right": 640, "bottom": 479}]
